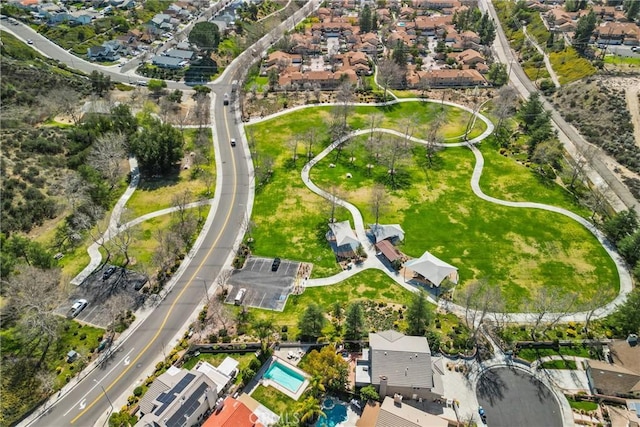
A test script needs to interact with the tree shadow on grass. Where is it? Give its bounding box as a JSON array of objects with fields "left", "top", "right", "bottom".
[{"left": 136, "top": 171, "right": 181, "bottom": 192}]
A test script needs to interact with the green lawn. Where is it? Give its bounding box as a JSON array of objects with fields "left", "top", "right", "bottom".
[
  {"left": 246, "top": 102, "right": 617, "bottom": 311},
  {"left": 310, "top": 140, "right": 617, "bottom": 311},
  {"left": 125, "top": 128, "right": 215, "bottom": 218},
  {"left": 539, "top": 359, "right": 578, "bottom": 370},
  {"left": 566, "top": 397, "right": 598, "bottom": 411},
  {"left": 246, "top": 102, "right": 485, "bottom": 277},
  {"left": 604, "top": 55, "right": 640, "bottom": 66},
  {"left": 251, "top": 384, "right": 297, "bottom": 414},
  {"left": 249, "top": 269, "right": 412, "bottom": 337},
  {"left": 517, "top": 346, "right": 591, "bottom": 362},
  {"left": 182, "top": 351, "right": 258, "bottom": 372}
]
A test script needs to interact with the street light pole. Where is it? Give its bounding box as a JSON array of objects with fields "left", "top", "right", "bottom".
[{"left": 93, "top": 379, "right": 114, "bottom": 415}]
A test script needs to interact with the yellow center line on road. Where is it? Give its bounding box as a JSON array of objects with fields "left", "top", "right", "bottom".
[{"left": 71, "top": 100, "right": 239, "bottom": 424}]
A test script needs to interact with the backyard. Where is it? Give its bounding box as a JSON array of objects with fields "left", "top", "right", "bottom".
[{"left": 245, "top": 103, "right": 618, "bottom": 311}]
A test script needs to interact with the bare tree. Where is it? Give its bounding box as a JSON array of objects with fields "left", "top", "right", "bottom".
[
  {"left": 370, "top": 184, "right": 388, "bottom": 225},
  {"left": 492, "top": 86, "right": 518, "bottom": 146},
  {"left": 377, "top": 58, "right": 402, "bottom": 101},
  {"left": 88, "top": 216, "right": 113, "bottom": 263},
  {"left": 88, "top": 132, "right": 126, "bottom": 190},
  {"left": 462, "top": 279, "right": 504, "bottom": 345},
  {"left": 153, "top": 229, "right": 182, "bottom": 285},
  {"left": 6, "top": 267, "right": 67, "bottom": 367},
  {"left": 425, "top": 111, "right": 445, "bottom": 167},
  {"left": 104, "top": 293, "right": 134, "bottom": 338},
  {"left": 305, "top": 128, "right": 319, "bottom": 161},
  {"left": 583, "top": 184, "right": 612, "bottom": 223},
  {"left": 110, "top": 210, "right": 138, "bottom": 267},
  {"left": 563, "top": 146, "right": 596, "bottom": 194},
  {"left": 286, "top": 136, "right": 300, "bottom": 165},
  {"left": 417, "top": 77, "right": 431, "bottom": 99},
  {"left": 334, "top": 81, "right": 355, "bottom": 130},
  {"left": 383, "top": 134, "right": 411, "bottom": 189},
  {"left": 47, "top": 88, "right": 82, "bottom": 125},
  {"left": 527, "top": 287, "right": 576, "bottom": 341},
  {"left": 171, "top": 190, "right": 198, "bottom": 251},
  {"left": 326, "top": 185, "right": 343, "bottom": 223}
]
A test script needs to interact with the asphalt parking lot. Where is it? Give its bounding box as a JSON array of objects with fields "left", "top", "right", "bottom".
[
  {"left": 56, "top": 264, "right": 148, "bottom": 328},
  {"left": 476, "top": 367, "right": 562, "bottom": 427},
  {"left": 225, "top": 256, "right": 299, "bottom": 311}
]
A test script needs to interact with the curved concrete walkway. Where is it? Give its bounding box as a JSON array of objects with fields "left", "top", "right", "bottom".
[
  {"left": 71, "top": 157, "right": 140, "bottom": 285},
  {"left": 293, "top": 98, "right": 631, "bottom": 324},
  {"left": 70, "top": 156, "right": 213, "bottom": 285}
]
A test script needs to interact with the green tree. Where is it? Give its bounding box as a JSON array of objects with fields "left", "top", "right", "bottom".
[
  {"left": 344, "top": 302, "right": 366, "bottom": 341},
  {"left": 89, "top": 70, "right": 112, "bottom": 96},
  {"left": 360, "top": 4, "right": 372, "bottom": 33},
  {"left": 147, "top": 79, "right": 167, "bottom": 98},
  {"left": 109, "top": 411, "right": 137, "bottom": 427},
  {"left": 252, "top": 318, "right": 275, "bottom": 351},
  {"left": 331, "top": 301, "right": 343, "bottom": 326},
  {"left": 572, "top": 9, "right": 596, "bottom": 54},
  {"left": 300, "top": 344, "right": 349, "bottom": 392},
  {"left": 392, "top": 40, "right": 408, "bottom": 68},
  {"left": 296, "top": 396, "right": 325, "bottom": 425},
  {"left": 618, "top": 231, "right": 640, "bottom": 267},
  {"left": 167, "top": 89, "right": 183, "bottom": 103},
  {"left": 607, "top": 287, "right": 640, "bottom": 336},
  {"left": 308, "top": 375, "right": 326, "bottom": 398},
  {"left": 518, "top": 92, "right": 547, "bottom": 131},
  {"left": 360, "top": 385, "right": 380, "bottom": 402},
  {"left": 298, "top": 303, "right": 326, "bottom": 341},
  {"left": 188, "top": 22, "right": 220, "bottom": 51},
  {"left": 625, "top": 0, "right": 640, "bottom": 20},
  {"left": 406, "top": 291, "right": 431, "bottom": 336},
  {"left": 603, "top": 209, "right": 638, "bottom": 244},
  {"left": 477, "top": 13, "right": 496, "bottom": 45},
  {"left": 130, "top": 118, "right": 183, "bottom": 175},
  {"left": 193, "top": 85, "right": 211, "bottom": 97},
  {"left": 487, "top": 62, "right": 508, "bottom": 86}
]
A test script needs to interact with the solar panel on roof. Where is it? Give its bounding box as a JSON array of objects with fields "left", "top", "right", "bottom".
[
  {"left": 166, "top": 382, "right": 209, "bottom": 426},
  {"left": 173, "top": 373, "right": 195, "bottom": 394}
]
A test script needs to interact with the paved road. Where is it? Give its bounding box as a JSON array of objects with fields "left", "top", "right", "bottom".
[
  {"left": 476, "top": 367, "right": 563, "bottom": 427},
  {"left": 479, "top": 0, "right": 640, "bottom": 215},
  {"left": 15, "top": 0, "right": 321, "bottom": 425}
]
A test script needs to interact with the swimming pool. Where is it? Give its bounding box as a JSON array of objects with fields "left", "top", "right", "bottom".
[
  {"left": 263, "top": 361, "right": 305, "bottom": 393},
  {"left": 315, "top": 398, "right": 348, "bottom": 427}
]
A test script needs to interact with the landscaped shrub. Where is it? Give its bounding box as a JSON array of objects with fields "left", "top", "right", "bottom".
[{"left": 133, "top": 386, "right": 143, "bottom": 397}]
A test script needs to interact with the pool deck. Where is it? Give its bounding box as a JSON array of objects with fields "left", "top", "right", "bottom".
[{"left": 245, "top": 356, "right": 310, "bottom": 401}]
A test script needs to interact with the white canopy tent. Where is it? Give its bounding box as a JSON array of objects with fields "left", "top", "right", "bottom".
[
  {"left": 369, "top": 223, "right": 405, "bottom": 243},
  {"left": 328, "top": 220, "right": 360, "bottom": 250},
  {"left": 405, "top": 251, "right": 458, "bottom": 287}
]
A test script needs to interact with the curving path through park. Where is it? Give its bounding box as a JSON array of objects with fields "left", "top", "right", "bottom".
[{"left": 295, "top": 98, "right": 631, "bottom": 324}]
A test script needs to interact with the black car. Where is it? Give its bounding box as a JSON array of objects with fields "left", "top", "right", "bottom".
[
  {"left": 102, "top": 266, "right": 116, "bottom": 280},
  {"left": 230, "top": 138, "right": 236, "bottom": 146},
  {"left": 271, "top": 257, "right": 281, "bottom": 271}
]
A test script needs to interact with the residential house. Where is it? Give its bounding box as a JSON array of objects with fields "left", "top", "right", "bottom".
[
  {"left": 265, "top": 51, "right": 302, "bottom": 69},
  {"left": 87, "top": 44, "right": 120, "bottom": 61},
  {"left": 594, "top": 22, "right": 640, "bottom": 46},
  {"left": 545, "top": 7, "right": 573, "bottom": 27},
  {"left": 336, "top": 51, "right": 371, "bottom": 75},
  {"left": 278, "top": 69, "right": 358, "bottom": 89},
  {"left": 165, "top": 48, "right": 195, "bottom": 61},
  {"left": 414, "top": 15, "right": 453, "bottom": 36},
  {"left": 202, "top": 397, "right": 264, "bottom": 427},
  {"left": 413, "top": 0, "right": 461, "bottom": 10},
  {"left": 356, "top": 330, "right": 444, "bottom": 401},
  {"left": 137, "top": 358, "right": 237, "bottom": 427},
  {"left": 151, "top": 13, "right": 172, "bottom": 28},
  {"left": 152, "top": 55, "right": 187, "bottom": 69},
  {"left": 586, "top": 338, "right": 640, "bottom": 398},
  {"left": 453, "top": 48, "right": 484, "bottom": 66},
  {"left": 357, "top": 396, "right": 457, "bottom": 427}
]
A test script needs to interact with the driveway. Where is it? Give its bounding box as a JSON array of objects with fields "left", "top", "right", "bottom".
[{"left": 476, "top": 367, "right": 563, "bottom": 427}]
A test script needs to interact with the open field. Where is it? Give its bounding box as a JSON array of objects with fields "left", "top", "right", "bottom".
[{"left": 247, "top": 102, "right": 617, "bottom": 311}]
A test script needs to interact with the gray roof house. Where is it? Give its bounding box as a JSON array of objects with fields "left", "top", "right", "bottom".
[
  {"left": 151, "top": 13, "right": 171, "bottom": 27},
  {"left": 87, "top": 45, "right": 119, "bottom": 61},
  {"left": 356, "top": 330, "right": 444, "bottom": 401},
  {"left": 152, "top": 55, "right": 186, "bottom": 69},
  {"left": 136, "top": 365, "right": 219, "bottom": 427},
  {"left": 165, "top": 48, "right": 194, "bottom": 60}
]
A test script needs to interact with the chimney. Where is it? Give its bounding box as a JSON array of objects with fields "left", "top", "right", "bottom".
[{"left": 379, "top": 375, "right": 388, "bottom": 397}]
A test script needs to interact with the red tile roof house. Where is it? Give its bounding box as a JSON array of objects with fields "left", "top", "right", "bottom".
[
  {"left": 202, "top": 397, "right": 264, "bottom": 427},
  {"left": 452, "top": 48, "right": 485, "bottom": 66},
  {"left": 407, "top": 68, "right": 487, "bottom": 88},
  {"left": 594, "top": 22, "right": 640, "bottom": 46},
  {"left": 264, "top": 51, "right": 302, "bottom": 69}
]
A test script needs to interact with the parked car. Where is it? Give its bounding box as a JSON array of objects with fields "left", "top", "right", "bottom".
[
  {"left": 69, "top": 299, "right": 88, "bottom": 318},
  {"left": 102, "top": 266, "right": 116, "bottom": 280},
  {"left": 223, "top": 93, "right": 229, "bottom": 105},
  {"left": 271, "top": 257, "right": 281, "bottom": 272}
]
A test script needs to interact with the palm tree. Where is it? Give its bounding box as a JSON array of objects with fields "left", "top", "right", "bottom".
[
  {"left": 296, "top": 396, "right": 325, "bottom": 425},
  {"left": 251, "top": 318, "right": 274, "bottom": 351},
  {"left": 308, "top": 375, "right": 326, "bottom": 398}
]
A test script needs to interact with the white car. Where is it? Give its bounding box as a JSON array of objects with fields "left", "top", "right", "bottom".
[{"left": 69, "top": 299, "right": 88, "bottom": 318}]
